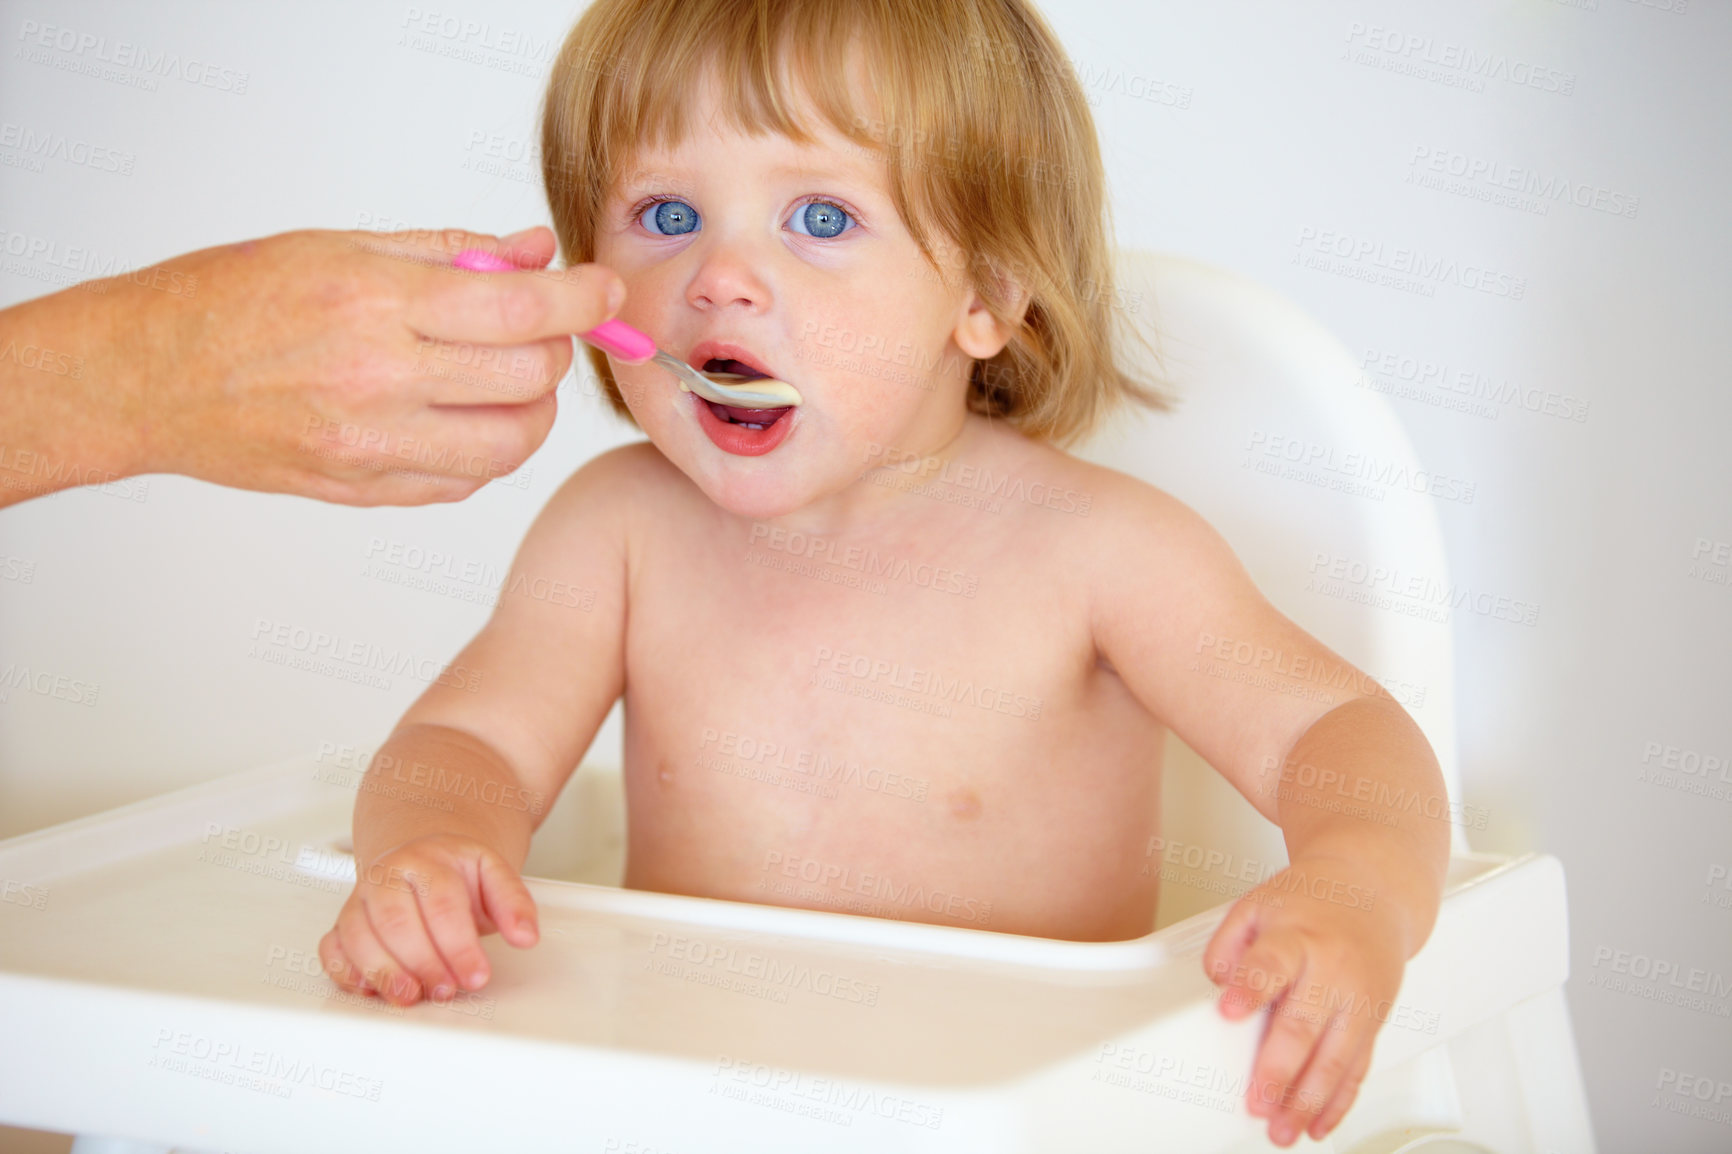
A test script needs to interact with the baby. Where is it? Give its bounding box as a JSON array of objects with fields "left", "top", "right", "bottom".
[{"left": 321, "top": 0, "right": 1450, "bottom": 1145}]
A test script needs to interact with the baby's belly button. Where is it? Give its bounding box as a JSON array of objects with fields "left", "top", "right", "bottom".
[{"left": 946, "top": 786, "right": 983, "bottom": 820}]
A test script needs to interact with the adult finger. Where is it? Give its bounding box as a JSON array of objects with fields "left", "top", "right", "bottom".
[
  {"left": 494, "top": 226, "right": 559, "bottom": 269},
  {"left": 292, "top": 462, "right": 486, "bottom": 509},
  {"left": 406, "top": 259, "right": 625, "bottom": 347},
  {"left": 423, "top": 393, "right": 559, "bottom": 479},
  {"left": 453, "top": 225, "right": 561, "bottom": 269},
  {"left": 410, "top": 335, "right": 572, "bottom": 406},
  {"left": 295, "top": 394, "right": 552, "bottom": 494},
  {"left": 362, "top": 884, "right": 459, "bottom": 1004},
  {"left": 357, "top": 226, "right": 552, "bottom": 268},
  {"left": 289, "top": 427, "right": 493, "bottom": 504}
]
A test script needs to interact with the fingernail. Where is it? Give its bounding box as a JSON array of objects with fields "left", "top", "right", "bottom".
[
  {"left": 502, "top": 226, "right": 539, "bottom": 245},
  {"left": 468, "top": 969, "right": 486, "bottom": 987},
  {"left": 606, "top": 278, "right": 626, "bottom": 315},
  {"left": 432, "top": 985, "right": 454, "bottom": 1002}
]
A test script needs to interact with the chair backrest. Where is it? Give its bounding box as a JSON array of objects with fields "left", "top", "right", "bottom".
[{"left": 1074, "top": 252, "right": 1467, "bottom": 928}]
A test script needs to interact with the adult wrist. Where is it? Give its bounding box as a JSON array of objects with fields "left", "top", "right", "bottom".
[{"left": 87, "top": 270, "right": 168, "bottom": 481}]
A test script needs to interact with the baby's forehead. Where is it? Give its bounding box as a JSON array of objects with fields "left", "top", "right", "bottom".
[
  {"left": 612, "top": 117, "right": 890, "bottom": 192},
  {"left": 624, "top": 52, "right": 883, "bottom": 159}
]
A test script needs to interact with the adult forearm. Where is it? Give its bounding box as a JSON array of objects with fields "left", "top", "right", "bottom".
[
  {"left": 352, "top": 722, "right": 546, "bottom": 874},
  {"left": 0, "top": 280, "right": 148, "bottom": 507},
  {"left": 1268, "top": 694, "right": 1452, "bottom": 956}
]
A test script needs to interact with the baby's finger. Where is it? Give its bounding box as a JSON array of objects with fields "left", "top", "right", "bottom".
[
  {"left": 316, "top": 927, "right": 366, "bottom": 994},
  {"left": 1308, "top": 1030, "right": 1376, "bottom": 1141},
  {"left": 1268, "top": 1007, "right": 1362, "bottom": 1144},
  {"left": 335, "top": 899, "right": 415, "bottom": 1002},
  {"left": 362, "top": 885, "right": 457, "bottom": 1004},
  {"left": 411, "top": 870, "right": 492, "bottom": 994},
  {"left": 478, "top": 850, "right": 540, "bottom": 949},
  {"left": 1246, "top": 968, "right": 1328, "bottom": 1121},
  {"left": 1217, "top": 921, "right": 1303, "bottom": 1021},
  {"left": 1201, "top": 892, "right": 1265, "bottom": 1008}
]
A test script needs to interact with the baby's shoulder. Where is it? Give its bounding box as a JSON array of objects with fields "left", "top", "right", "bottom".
[
  {"left": 1020, "top": 439, "right": 1237, "bottom": 573},
  {"left": 1015, "top": 437, "right": 1194, "bottom": 533},
  {"left": 525, "top": 440, "right": 684, "bottom": 547},
  {"left": 544, "top": 439, "right": 680, "bottom": 510}
]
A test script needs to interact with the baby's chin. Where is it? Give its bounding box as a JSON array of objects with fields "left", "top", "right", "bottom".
[
  {"left": 686, "top": 466, "right": 815, "bottom": 520},
  {"left": 637, "top": 405, "right": 821, "bottom": 517}
]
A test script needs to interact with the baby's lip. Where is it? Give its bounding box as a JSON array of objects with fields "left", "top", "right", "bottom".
[{"left": 685, "top": 338, "right": 778, "bottom": 382}]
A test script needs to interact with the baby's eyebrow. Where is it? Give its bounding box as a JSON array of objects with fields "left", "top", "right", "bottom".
[
  {"left": 616, "top": 167, "right": 686, "bottom": 193},
  {"left": 759, "top": 155, "right": 887, "bottom": 186},
  {"left": 617, "top": 155, "right": 884, "bottom": 194}
]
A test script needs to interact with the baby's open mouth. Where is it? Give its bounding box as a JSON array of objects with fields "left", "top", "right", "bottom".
[{"left": 701, "top": 359, "right": 792, "bottom": 429}]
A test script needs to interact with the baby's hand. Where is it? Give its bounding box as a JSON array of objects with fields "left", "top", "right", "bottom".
[
  {"left": 1202, "top": 854, "right": 1405, "bottom": 1147},
  {"left": 318, "top": 833, "right": 539, "bottom": 1006}
]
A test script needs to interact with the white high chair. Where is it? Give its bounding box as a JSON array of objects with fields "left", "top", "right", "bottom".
[{"left": 0, "top": 252, "right": 1596, "bottom": 1153}]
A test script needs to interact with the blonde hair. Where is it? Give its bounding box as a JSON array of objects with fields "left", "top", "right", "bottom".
[{"left": 539, "top": 0, "right": 1168, "bottom": 447}]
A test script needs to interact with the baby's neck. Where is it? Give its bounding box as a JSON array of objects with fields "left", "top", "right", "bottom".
[{"left": 768, "top": 413, "right": 1000, "bottom": 537}]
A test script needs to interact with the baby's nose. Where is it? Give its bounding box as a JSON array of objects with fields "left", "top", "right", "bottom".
[{"left": 685, "top": 244, "right": 773, "bottom": 313}]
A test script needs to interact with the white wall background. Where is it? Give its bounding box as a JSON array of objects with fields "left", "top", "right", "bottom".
[{"left": 1, "top": 1, "right": 1727, "bottom": 1150}]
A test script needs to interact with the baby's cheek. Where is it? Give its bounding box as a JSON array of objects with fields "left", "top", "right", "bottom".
[{"left": 836, "top": 399, "right": 913, "bottom": 469}]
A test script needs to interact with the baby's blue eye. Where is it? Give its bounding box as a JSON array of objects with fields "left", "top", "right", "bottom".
[
  {"left": 641, "top": 199, "right": 700, "bottom": 236},
  {"left": 790, "top": 201, "right": 853, "bottom": 239}
]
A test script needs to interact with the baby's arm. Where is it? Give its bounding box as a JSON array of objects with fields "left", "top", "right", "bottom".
[
  {"left": 1086, "top": 477, "right": 1449, "bottom": 1147},
  {"left": 318, "top": 446, "right": 638, "bottom": 1005}
]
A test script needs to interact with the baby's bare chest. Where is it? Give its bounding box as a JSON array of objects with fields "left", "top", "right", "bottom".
[
  {"left": 596, "top": 450, "right": 1168, "bottom": 936},
  {"left": 634, "top": 523, "right": 1072, "bottom": 770},
  {"left": 617, "top": 508, "right": 1158, "bottom": 859}
]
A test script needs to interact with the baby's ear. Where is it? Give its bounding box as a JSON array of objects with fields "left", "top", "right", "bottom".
[{"left": 952, "top": 272, "right": 1030, "bottom": 360}]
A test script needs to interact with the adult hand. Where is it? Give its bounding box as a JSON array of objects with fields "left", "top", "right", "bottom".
[{"left": 0, "top": 225, "right": 624, "bottom": 507}]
